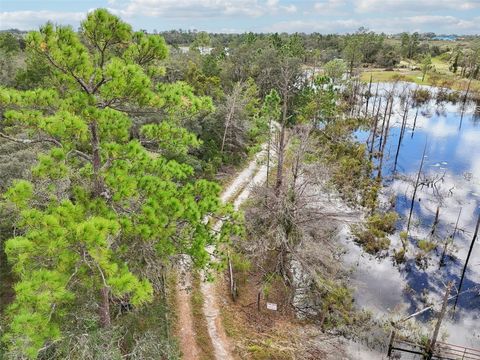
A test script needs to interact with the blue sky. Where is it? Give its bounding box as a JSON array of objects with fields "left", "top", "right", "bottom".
[{"left": 1, "top": 0, "right": 479, "bottom": 34}]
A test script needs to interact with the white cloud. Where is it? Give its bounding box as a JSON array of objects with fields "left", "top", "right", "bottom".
[
  {"left": 270, "top": 14, "right": 480, "bottom": 34},
  {"left": 0, "top": 0, "right": 478, "bottom": 33},
  {"left": 109, "top": 0, "right": 297, "bottom": 18},
  {"left": 269, "top": 18, "right": 363, "bottom": 33},
  {"left": 0, "top": 10, "right": 85, "bottom": 30},
  {"left": 314, "top": 0, "right": 347, "bottom": 12},
  {"left": 282, "top": 4, "right": 297, "bottom": 13},
  {"left": 355, "top": 0, "right": 480, "bottom": 13}
]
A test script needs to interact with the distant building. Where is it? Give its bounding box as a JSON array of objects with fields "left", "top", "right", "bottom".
[
  {"left": 177, "top": 46, "right": 213, "bottom": 55},
  {"left": 432, "top": 35, "right": 457, "bottom": 41}
]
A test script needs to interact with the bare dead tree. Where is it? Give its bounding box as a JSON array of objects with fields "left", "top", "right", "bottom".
[
  {"left": 430, "top": 205, "right": 440, "bottom": 238},
  {"left": 427, "top": 281, "right": 454, "bottom": 359},
  {"left": 440, "top": 207, "right": 462, "bottom": 268},
  {"left": 406, "top": 140, "right": 428, "bottom": 234},
  {"left": 371, "top": 82, "right": 380, "bottom": 117},
  {"left": 368, "top": 99, "right": 382, "bottom": 159},
  {"left": 393, "top": 96, "right": 410, "bottom": 173},
  {"left": 365, "top": 74, "right": 373, "bottom": 116},
  {"left": 275, "top": 57, "right": 302, "bottom": 194},
  {"left": 453, "top": 212, "right": 480, "bottom": 312},
  {"left": 411, "top": 108, "right": 419, "bottom": 138},
  {"left": 220, "top": 82, "right": 243, "bottom": 154},
  {"left": 376, "top": 96, "right": 394, "bottom": 181}
]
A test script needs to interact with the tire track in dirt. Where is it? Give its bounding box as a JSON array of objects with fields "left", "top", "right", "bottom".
[{"left": 178, "top": 125, "right": 277, "bottom": 360}]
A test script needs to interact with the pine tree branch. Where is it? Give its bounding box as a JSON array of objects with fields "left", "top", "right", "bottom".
[
  {"left": 0, "top": 131, "right": 91, "bottom": 161},
  {"left": 0, "top": 131, "right": 61, "bottom": 146}
]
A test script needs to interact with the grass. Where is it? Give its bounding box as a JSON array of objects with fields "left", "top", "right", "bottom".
[
  {"left": 191, "top": 273, "right": 216, "bottom": 360},
  {"left": 417, "top": 239, "right": 437, "bottom": 253},
  {"left": 219, "top": 267, "right": 299, "bottom": 360},
  {"left": 221, "top": 305, "right": 293, "bottom": 360},
  {"left": 361, "top": 67, "right": 480, "bottom": 94}
]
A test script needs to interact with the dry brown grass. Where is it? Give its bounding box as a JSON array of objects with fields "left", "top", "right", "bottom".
[{"left": 218, "top": 268, "right": 340, "bottom": 360}]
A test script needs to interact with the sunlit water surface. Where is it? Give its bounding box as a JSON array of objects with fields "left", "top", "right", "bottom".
[{"left": 348, "top": 82, "right": 480, "bottom": 348}]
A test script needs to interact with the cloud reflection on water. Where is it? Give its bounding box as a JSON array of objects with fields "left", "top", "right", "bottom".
[{"left": 350, "top": 83, "right": 480, "bottom": 347}]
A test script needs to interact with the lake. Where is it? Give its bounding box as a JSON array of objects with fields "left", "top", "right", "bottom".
[{"left": 348, "top": 82, "right": 480, "bottom": 348}]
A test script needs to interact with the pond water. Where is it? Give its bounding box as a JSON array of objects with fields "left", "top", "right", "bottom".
[{"left": 348, "top": 82, "right": 480, "bottom": 348}]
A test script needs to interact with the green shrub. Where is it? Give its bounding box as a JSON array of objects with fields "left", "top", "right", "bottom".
[
  {"left": 393, "top": 248, "right": 406, "bottom": 264},
  {"left": 231, "top": 252, "right": 251, "bottom": 284},
  {"left": 412, "top": 88, "right": 431, "bottom": 103},
  {"left": 417, "top": 239, "right": 436, "bottom": 253},
  {"left": 367, "top": 212, "right": 398, "bottom": 233},
  {"left": 352, "top": 211, "right": 398, "bottom": 255}
]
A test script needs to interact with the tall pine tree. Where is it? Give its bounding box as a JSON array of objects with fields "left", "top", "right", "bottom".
[{"left": 0, "top": 9, "right": 239, "bottom": 358}]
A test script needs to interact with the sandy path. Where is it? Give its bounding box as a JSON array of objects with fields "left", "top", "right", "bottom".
[
  {"left": 176, "top": 256, "right": 200, "bottom": 360},
  {"left": 200, "top": 154, "right": 269, "bottom": 360},
  {"left": 201, "top": 129, "right": 278, "bottom": 359},
  {"left": 178, "top": 125, "right": 276, "bottom": 360}
]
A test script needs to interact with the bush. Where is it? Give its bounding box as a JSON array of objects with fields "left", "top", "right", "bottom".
[
  {"left": 417, "top": 239, "right": 436, "bottom": 253},
  {"left": 352, "top": 211, "right": 398, "bottom": 255},
  {"left": 367, "top": 212, "right": 398, "bottom": 233},
  {"left": 393, "top": 248, "right": 406, "bottom": 264},
  {"left": 412, "top": 88, "right": 431, "bottom": 103},
  {"left": 436, "top": 88, "right": 460, "bottom": 103},
  {"left": 231, "top": 252, "right": 251, "bottom": 284}
]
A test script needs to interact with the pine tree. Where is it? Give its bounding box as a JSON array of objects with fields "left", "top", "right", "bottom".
[{"left": 0, "top": 9, "right": 240, "bottom": 358}]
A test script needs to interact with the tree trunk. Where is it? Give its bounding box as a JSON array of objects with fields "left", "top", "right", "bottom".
[
  {"left": 90, "top": 120, "right": 105, "bottom": 197},
  {"left": 376, "top": 97, "right": 393, "bottom": 181},
  {"left": 430, "top": 205, "right": 440, "bottom": 238},
  {"left": 371, "top": 83, "right": 379, "bottom": 117},
  {"left": 440, "top": 208, "right": 462, "bottom": 268},
  {"left": 453, "top": 212, "right": 480, "bottom": 311},
  {"left": 89, "top": 120, "right": 111, "bottom": 327},
  {"left": 411, "top": 108, "right": 419, "bottom": 138},
  {"left": 221, "top": 87, "right": 240, "bottom": 155},
  {"left": 428, "top": 281, "right": 453, "bottom": 358},
  {"left": 266, "top": 117, "right": 272, "bottom": 188},
  {"left": 99, "top": 284, "right": 111, "bottom": 327},
  {"left": 275, "top": 98, "right": 288, "bottom": 194},
  {"left": 406, "top": 140, "right": 427, "bottom": 234},
  {"left": 365, "top": 74, "right": 373, "bottom": 116},
  {"left": 393, "top": 100, "right": 409, "bottom": 173},
  {"left": 368, "top": 100, "right": 381, "bottom": 159}
]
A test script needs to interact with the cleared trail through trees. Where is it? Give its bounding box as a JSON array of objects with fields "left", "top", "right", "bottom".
[
  {"left": 176, "top": 256, "right": 200, "bottom": 360},
  {"left": 202, "top": 142, "right": 273, "bottom": 360},
  {"left": 178, "top": 130, "right": 277, "bottom": 360}
]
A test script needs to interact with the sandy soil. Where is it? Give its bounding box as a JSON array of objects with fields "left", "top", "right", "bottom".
[
  {"left": 176, "top": 256, "right": 201, "bottom": 360},
  {"left": 177, "top": 124, "right": 276, "bottom": 360}
]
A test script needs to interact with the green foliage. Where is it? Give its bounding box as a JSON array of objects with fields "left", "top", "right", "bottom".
[
  {"left": 316, "top": 277, "right": 354, "bottom": 329},
  {"left": 393, "top": 248, "right": 407, "bottom": 264},
  {"left": 295, "top": 77, "right": 338, "bottom": 125},
  {"left": 401, "top": 32, "right": 420, "bottom": 59},
  {"left": 412, "top": 88, "right": 431, "bottom": 103},
  {"left": 0, "top": 33, "right": 21, "bottom": 54},
  {"left": 417, "top": 239, "right": 436, "bottom": 253},
  {"left": 420, "top": 54, "right": 433, "bottom": 81},
  {"left": 230, "top": 252, "right": 251, "bottom": 284},
  {"left": 0, "top": 9, "right": 238, "bottom": 358},
  {"left": 191, "top": 31, "right": 211, "bottom": 49},
  {"left": 323, "top": 59, "right": 346, "bottom": 84},
  {"left": 353, "top": 212, "right": 398, "bottom": 255},
  {"left": 313, "top": 113, "right": 377, "bottom": 207},
  {"left": 141, "top": 122, "right": 201, "bottom": 157},
  {"left": 367, "top": 212, "right": 398, "bottom": 233}
]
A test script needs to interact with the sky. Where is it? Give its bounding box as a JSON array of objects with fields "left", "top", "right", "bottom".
[{"left": 1, "top": 0, "right": 479, "bottom": 34}]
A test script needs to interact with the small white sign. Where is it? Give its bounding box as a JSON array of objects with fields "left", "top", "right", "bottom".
[{"left": 266, "top": 302, "right": 277, "bottom": 311}]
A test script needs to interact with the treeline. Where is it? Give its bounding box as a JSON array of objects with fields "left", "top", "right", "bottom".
[{"left": 3, "top": 28, "right": 480, "bottom": 80}]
